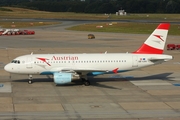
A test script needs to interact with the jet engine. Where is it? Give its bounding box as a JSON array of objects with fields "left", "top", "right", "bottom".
[{"left": 53, "top": 73, "right": 72, "bottom": 84}]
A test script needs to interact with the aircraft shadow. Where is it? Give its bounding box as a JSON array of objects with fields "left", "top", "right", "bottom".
[
  {"left": 127, "top": 72, "right": 174, "bottom": 81},
  {"left": 13, "top": 78, "right": 53, "bottom": 83},
  {"left": 11, "top": 72, "right": 174, "bottom": 89},
  {"left": 12, "top": 77, "right": 125, "bottom": 89}
]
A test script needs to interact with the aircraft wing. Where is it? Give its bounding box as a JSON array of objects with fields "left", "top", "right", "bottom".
[
  {"left": 50, "top": 67, "right": 108, "bottom": 73},
  {"left": 61, "top": 68, "right": 108, "bottom": 73}
]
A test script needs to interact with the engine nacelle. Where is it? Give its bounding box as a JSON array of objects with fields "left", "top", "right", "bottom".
[{"left": 53, "top": 73, "right": 72, "bottom": 84}]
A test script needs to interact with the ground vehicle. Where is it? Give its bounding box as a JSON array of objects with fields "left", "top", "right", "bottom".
[
  {"left": 176, "top": 44, "right": 180, "bottom": 50},
  {"left": 167, "top": 44, "right": 176, "bottom": 50},
  {"left": 0, "top": 29, "right": 35, "bottom": 35},
  {"left": 19, "top": 30, "right": 35, "bottom": 35},
  {"left": 88, "top": 34, "right": 95, "bottom": 39}
]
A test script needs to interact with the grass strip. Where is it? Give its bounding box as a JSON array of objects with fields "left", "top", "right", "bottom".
[
  {"left": 67, "top": 22, "right": 180, "bottom": 35},
  {"left": 0, "top": 21, "right": 60, "bottom": 28}
]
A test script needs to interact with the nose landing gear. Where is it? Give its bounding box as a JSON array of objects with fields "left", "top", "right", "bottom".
[{"left": 28, "top": 75, "right": 33, "bottom": 84}]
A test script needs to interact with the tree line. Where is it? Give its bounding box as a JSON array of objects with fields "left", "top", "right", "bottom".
[{"left": 0, "top": 0, "right": 180, "bottom": 13}]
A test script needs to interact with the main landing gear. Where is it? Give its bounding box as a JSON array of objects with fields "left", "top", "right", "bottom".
[
  {"left": 28, "top": 75, "right": 33, "bottom": 84},
  {"left": 81, "top": 78, "right": 90, "bottom": 86}
]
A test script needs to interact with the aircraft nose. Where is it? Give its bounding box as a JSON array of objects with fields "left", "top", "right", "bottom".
[{"left": 4, "top": 64, "right": 12, "bottom": 72}]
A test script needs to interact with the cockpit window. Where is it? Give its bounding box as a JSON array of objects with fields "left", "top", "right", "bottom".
[{"left": 11, "top": 60, "right": 20, "bottom": 64}]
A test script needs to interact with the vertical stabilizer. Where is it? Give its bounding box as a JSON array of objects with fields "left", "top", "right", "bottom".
[{"left": 133, "top": 23, "right": 170, "bottom": 54}]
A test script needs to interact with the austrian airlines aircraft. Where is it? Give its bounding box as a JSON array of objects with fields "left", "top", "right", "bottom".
[{"left": 4, "top": 23, "right": 172, "bottom": 86}]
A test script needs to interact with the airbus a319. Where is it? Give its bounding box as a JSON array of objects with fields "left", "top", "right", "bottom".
[{"left": 4, "top": 23, "right": 172, "bottom": 86}]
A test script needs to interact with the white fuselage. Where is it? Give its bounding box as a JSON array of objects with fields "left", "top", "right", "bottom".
[{"left": 4, "top": 53, "right": 172, "bottom": 75}]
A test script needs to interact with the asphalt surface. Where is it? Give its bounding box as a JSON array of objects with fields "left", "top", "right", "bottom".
[{"left": 0, "top": 20, "right": 180, "bottom": 120}]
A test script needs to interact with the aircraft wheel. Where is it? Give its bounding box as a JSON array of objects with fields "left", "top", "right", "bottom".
[
  {"left": 28, "top": 80, "right": 33, "bottom": 84},
  {"left": 81, "top": 78, "right": 90, "bottom": 86},
  {"left": 28, "top": 75, "right": 33, "bottom": 84},
  {"left": 83, "top": 80, "right": 90, "bottom": 86}
]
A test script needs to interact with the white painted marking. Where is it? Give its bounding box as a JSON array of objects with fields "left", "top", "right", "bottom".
[{"left": 0, "top": 82, "right": 12, "bottom": 93}]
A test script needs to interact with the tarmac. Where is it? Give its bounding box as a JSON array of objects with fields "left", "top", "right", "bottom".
[{"left": 0, "top": 21, "right": 180, "bottom": 120}]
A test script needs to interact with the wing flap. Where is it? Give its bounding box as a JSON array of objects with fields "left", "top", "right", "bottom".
[{"left": 62, "top": 68, "right": 108, "bottom": 73}]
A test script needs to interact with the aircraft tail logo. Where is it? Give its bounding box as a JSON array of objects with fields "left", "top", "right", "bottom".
[{"left": 133, "top": 23, "right": 170, "bottom": 54}]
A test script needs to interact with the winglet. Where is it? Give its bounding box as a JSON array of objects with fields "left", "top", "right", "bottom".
[
  {"left": 133, "top": 23, "right": 170, "bottom": 54},
  {"left": 112, "top": 68, "right": 118, "bottom": 73}
]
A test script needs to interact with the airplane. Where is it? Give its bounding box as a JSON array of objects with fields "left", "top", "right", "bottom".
[{"left": 4, "top": 23, "right": 172, "bottom": 86}]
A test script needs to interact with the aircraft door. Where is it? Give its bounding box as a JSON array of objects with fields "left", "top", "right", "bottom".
[
  {"left": 132, "top": 56, "right": 138, "bottom": 67},
  {"left": 71, "top": 60, "right": 76, "bottom": 69},
  {"left": 26, "top": 57, "right": 33, "bottom": 68}
]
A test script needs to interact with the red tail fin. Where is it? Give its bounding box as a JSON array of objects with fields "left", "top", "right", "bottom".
[{"left": 133, "top": 23, "right": 170, "bottom": 54}]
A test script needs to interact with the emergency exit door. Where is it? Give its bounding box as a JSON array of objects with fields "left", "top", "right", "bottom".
[{"left": 26, "top": 57, "right": 33, "bottom": 68}]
